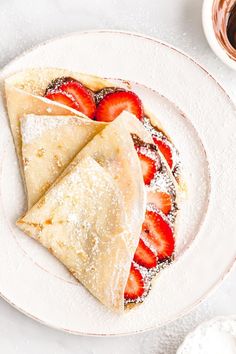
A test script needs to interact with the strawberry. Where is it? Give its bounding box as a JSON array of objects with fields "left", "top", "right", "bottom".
[
  {"left": 45, "top": 77, "right": 96, "bottom": 119},
  {"left": 141, "top": 210, "right": 174, "bottom": 261},
  {"left": 134, "top": 239, "right": 157, "bottom": 269},
  {"left": 44, "top": 92, "right": 79, "bottom": 110},
  {"left": 95, "top": 90, "right": 144, "bottom": 122},
  {"left": 124, "top": 263, "right": 144, "bottom": 300},
  {"left": 147, "top": 191, "right": 172, "bottom": 215},
  {"left": 136, "top": 150, "right": 157, "bottom": 185},
  {"left": 153, "top": 137, "right": 173, "bottom": 169}
]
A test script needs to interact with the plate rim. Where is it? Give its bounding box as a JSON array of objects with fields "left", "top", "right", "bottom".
[
  {"left": 1, "top": 29, "right": 235, "bottom": 110},
  {"left": 0, "top": 29, "right": 236, "bottom": 337}
]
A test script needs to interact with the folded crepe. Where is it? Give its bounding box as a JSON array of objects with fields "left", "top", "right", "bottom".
[
  {"left": 17, "top": 115, "right": 147, "bottom": 311},
  {"left": 17, "top": 156, "right": 136, "bottom": 312},
  {"left": 4, "top": 68, "right": 117, "bottom": 159},
  {"left": 8, "top": 69, "right": 180, "bottom": 312},
  {"left": 21, "top": 114, "right": 105, "bottom": 208},
  {"left": 21, "top": 111, "right": 152, "bottom": 209},
  {"left": 4, "top": 68, "right": 167, "bottom": 165},
  {"left": 4, "top": 73, "right": 80, "bottom": 170}
]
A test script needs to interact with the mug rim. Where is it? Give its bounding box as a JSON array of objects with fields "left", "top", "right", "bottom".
[{"left": 202, "top": 0, "right": 236, "bottom": 70}]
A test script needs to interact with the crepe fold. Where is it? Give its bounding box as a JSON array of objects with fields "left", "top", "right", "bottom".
[
  {"left": 4, "top": 68, "right": 115, "bottom": 171},
  {"left": 4, "top": 67, "right": 165, "bottom": 167},
  {"left": 20, "top": 111, "right": 151, "bottom": 209},
  {"left": 17, "top": 156, "right": 132, "bottom": 311},
  {"left": 17, "top": 113, "right": 147, "bottom": 311},
  {"left": 21, "top": 114, "right": 105, "bottom": 208},
  {"left": 5, "top": 68, "right": 179, "bottom": 311}
]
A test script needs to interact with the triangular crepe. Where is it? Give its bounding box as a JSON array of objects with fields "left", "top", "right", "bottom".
[
  {"left": 4, "top": 68, "right": 117, "bottom": 164},
  {"left": 48, "top": 112, "right": 151, "bottom": 236},
  {"left": 17, "top": 114, "right": 147, "bottom": 311},
  {"left": 8, "top": 69, "right": 181, "bottom": 310},
  {"left": 21, "top": 111, "right": 152, "bottom": 210},
  {"left": 21, "top": 114, "right": 105, "bottom": 208},
  {"left": 4, "top": 68, "right": 164, "bottom": 163},
  {"left": 17, "top": 156, "right": 135, "bottom": 312},
  {"left": 5, "top": 68, "right": 183, "bottom": 188}
]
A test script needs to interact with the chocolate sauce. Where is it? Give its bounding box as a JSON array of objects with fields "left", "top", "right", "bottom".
[
  {"left": 227, "top": 3, "right": 236, "bottom": 49},
  {"left": 94, "top": 87, "right": 125, "bottom": 105},
  {"left": 212, "top": 0, "right": 236, "bottom": 60}
]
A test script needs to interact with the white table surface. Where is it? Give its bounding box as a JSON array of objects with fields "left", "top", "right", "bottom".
[{"left": 0, "top": 0, "right": 236, "bottom": 353}]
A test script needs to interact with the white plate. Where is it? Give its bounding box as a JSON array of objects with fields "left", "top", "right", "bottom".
[{"left": 0, "top": 30, "right": 235, "bottom": 336}]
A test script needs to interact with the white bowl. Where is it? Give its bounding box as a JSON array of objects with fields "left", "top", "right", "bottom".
[
  {"left": 177, "top": 316, "right": 236, "bottom": 354},
  {"left": 202, "top": 0, "right": 236, "bottom": 70}
]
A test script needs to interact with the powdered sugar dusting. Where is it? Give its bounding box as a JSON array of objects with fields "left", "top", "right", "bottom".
[
  {"left": 143, "top": 116, "right": 181, "bottom": 178},
  {"left": 177, "top": 317, "right": 236, "bottom": 354},
  {"left": 20, "top": 114, "right": 83, "bottom": 144},
  {"left": 21, "top": 155, "right": 134, "bottom": 311}
]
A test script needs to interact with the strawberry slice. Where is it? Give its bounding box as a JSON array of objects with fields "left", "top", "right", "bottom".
[
  {"left": 141, "top": 210, "right": 174, "bottom": 261},
  {"left": 136, "top": 150, "right": 157, "bottom": 185},
  {"left": 153, "top": 137, "right": 173, "bottom": 169},
  {"left": 147, "top": 191, "right": 172, "bottom": 215},
  {"left": 134, "top": 239, "right": 157, "bottom": 269},
  {"left": 95, "top": 90, "right": 144, "bottom": 122},
  {"left": 45, "top": 78, "right": 96, "bottom": 119},
  {"left": 124, "top": 263, "right": 144, "bottom": 300},
  {"left": 44, "top": 92, "right": 80, "bottom": 110}
]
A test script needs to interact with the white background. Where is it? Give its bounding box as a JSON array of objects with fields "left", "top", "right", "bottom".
[{"left": 0, "top": 0, "right": 236, "bottom": 353}]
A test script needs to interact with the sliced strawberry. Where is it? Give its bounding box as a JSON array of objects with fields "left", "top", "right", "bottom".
[
  {"left": 153, "top": 137, "right": 173, "bottom": 169},
  {"left": 136, "top": 150, "right": 157, "bottom": 185},
  {"left": 134, "top": 239, "right": 157, "bottom": 269},
  {"left": 45, "top": 78, "right": 96, "bottom": 119},
  {"left": 124, "top": 263, "right": 144, "bottom": 300},
  {"left": 44, "top": 91, "right": 80, "bottom": 110},
  {"left": 141, "top": 210, "right": 174, "bottom": 261},
  {"left": 95, "top": 90, "right": 144, "bottom": 122},
  {"left": 147, "top": 191, "right": 172, "bottom": 215}
]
